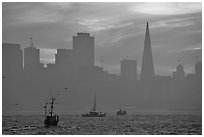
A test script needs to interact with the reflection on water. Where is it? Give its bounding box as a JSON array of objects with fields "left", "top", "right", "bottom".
[{"left": 2, "top": 114, "right": 202, "bottom": 135}]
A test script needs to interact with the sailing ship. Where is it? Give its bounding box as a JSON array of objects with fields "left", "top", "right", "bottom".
[
  {"left": 82, "top": 94, "right": 106, "bottom": 117},
  {"left": 117, "top": 106, "right": 127, "bottom": 115},
  {"left": 44, "top": 97, "right": 59, "bottom": 127}
]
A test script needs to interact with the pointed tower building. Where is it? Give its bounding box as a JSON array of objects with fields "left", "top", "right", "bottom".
[{"left": 140, "top": 22, "right": 155, "bottom": 82}]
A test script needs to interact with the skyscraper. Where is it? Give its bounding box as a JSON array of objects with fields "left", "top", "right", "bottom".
[
  {"left": 195, "top": 61, "right": 202, "bottom": 80},
  {"left": 172, "top": 64, "right": 185, "bottom": 81},
  {"left": 140, "top": 22, "right": 155, "bottom": 82},
  {"left": 2, "top": 43, "right": 23, "bottom": 110},
  {"left": 2, "top": 43, "right": 23, "bottom": 75},
  {"left": 73, "top": 33, "right": 94, "bottom": 68},
  {"left": 24, "top": 47, "right": 41, "bottom": 71},
  {"left": 55, "top": 49, "right": 74, "bottom": 67},
  {"left": 24, "top": 38, "right": 43, "bottom": 71}
]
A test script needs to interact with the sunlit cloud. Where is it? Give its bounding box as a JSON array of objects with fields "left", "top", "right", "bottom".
[
  {"left": 40, "top": 58, "right": 55, "bottom": 63},
  {"left": 167, "top": 47, "right": 202, "bottom": 53},
  {"left": 40, "top": 48, "right": 57, "bottom": 54},
  {"left": 77, "top": 18, "right": 114, "bottom": 32},
  {"left": 40, "top": 48, "right": 57, "bottom": 64},
  {"left": 130, "top": 3, "right": 201, "bottom": 15},
  {"left": 77, "top": 17, "right": 134, "bottom": 33},
  {"left": 110, "top": 31, "right": 141, "bottom": 44},
  {"left": 110, "top": 35, "right": 124, "bottom": 43},
  {"left": 105, "top": 64, "right": 120, "bottom": 75},
  {"left": 150, "top": 17, "right": 195, "bottom": 29}
]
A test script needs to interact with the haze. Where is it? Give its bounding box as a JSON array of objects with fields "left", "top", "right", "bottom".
[
  {"left": 2, "top": 2, "right": 202, "bottom": 76},
  {"left": 2, "top": 2, "right": 202, "bottom": 114}
]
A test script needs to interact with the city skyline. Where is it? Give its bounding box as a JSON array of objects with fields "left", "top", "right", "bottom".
[
  {"left": 3, "top": 31, "right": 202, "bottom": 112},
  {"left": 2, "top": 2, "right": 202, "bottom": 135},
  {"left": 2, "top": 2, "right": 202, "bottom": 76}
]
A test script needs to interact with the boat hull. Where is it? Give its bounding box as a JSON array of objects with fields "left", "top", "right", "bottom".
[
  {"left": 117, "top": 111, "right": 127, "bottom": 115},
  {"left": 82, "top": 112, "right": 106, "bottom": 117},
  {"left": 44, "top": 115, "right": 59, "bottom": 127}
]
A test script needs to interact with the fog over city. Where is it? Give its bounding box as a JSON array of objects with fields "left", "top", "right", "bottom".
[
  {"left": 2, "top": 2, "right": 202, "bottom": 135},
  {"left": 3, "top": 2, "right": 202, "bottom": 76},
  {"left": 2, "top": 2, "right": 202, "bottom": 114}
]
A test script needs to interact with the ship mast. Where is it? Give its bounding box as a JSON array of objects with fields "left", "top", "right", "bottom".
[
  {"left": 50, "top": 97, "right": 55, "bottom": 117},
  {"left": 44, "top": 100, "right": 48, "bottom": 118},
  {"left": 93, "top": 94, "right": 96, "bottom": 112}
]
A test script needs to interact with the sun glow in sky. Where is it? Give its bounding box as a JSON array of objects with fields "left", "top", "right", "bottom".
[
  {"left": 2, "top": 2, "right": 202, "bottom": 76},
  {"left": 131, "top": 3, "right": 201, "bottom": 15}
]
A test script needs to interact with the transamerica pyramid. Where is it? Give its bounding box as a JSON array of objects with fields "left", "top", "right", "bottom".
[{"left": 140, "top": 22, "right": 155, "bottom": 82}]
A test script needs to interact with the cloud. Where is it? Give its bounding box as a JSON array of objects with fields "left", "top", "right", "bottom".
[
  {"left": 77, "top": 18, "right": 114, "bottom": 32},
  {"left": 3, "top": 3, "right": 62, "bottom": 26},
  {"left": 40, "top": 48, "right": 57, "bottom": 54},
  {"left": 40, "top": 58, "right": 55, "bottom": 63},
  {"left": 167, "top": 47, "right": 202, "bottom": 53},
  {"left": 153, "top": 18, "right": 194, "bottom": 28},
  {"left": 77, "top": 17, "right": 134, "bottom": 32},
  {"left": 17, "top": 12, "right": 59, "bottom": 24},
  {"left": 130, "top": 3, "right": 201, "bottom": 15},
  {"left": 2, "top": 2, "right": 202, "bottom": 75},
  {"left": 102, "top": 12, "right": 200, "bottom": 45},
  {"left": 40, "top": 48, "right": 57, "bottom": 64},
  {"left": 109, "top": 31, "right": 141, "bottom": 44},
  {"left": 43, "top": 2, "right": 74, "bottom": 10},
  {"left": 2, "top": 2, "right": 80, "bottom": 27},
  {"left": 103, "top": 64, "right": 121, "bottom": 75}
]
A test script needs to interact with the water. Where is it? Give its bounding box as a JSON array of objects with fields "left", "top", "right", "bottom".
[{"left": 2, "top": 114, "right": 202, "bottom": 135}]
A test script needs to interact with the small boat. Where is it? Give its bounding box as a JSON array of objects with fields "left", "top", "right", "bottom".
[
  {"left": 44, "top": 97, "right": 59, "bottom": 127},
  {"left": 117, "top": 107, "right": 127, "bottom": 115},
  {"left": 82, "top": 94, "right": 106, "bottom": 117}
]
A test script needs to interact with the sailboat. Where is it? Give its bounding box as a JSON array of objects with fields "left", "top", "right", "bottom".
[
  {"left": 117, "top": 106, "right": 127, "bottom": 115},
  {"left": 82, "top": 94, "right": 106, "bottom": 117},
  {"left": 44, "top": 97, "right": 59, "bottom": 127}
]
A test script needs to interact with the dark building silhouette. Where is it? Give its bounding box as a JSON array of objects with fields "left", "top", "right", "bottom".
[
  {"left": 3, "top": 43, "right": 23, "bottom": 75},
  {"left": 73, "top": 33, "right": 94, "bottom": 68},
  {"left": 55, "top": 49, "right": 74, "bottom": 65},
  {"left": 140, "top": 22, "right": 155, "bottom": 82},
  {"left": 172, "top": 64, "right": 185, "bottom": 81},
  {"left": 2, "top": 43, "right": 23, "bottom": 111},
  {"left": 24, "top": 39, "right": 43, "bottom": 71},
  {"left": 22, "top": 39, "right": 46, "bottom": 110},
  {"left": 46, "top": 63, "right": 56, "bottom": 70},
  {"left": 55, "top": 48, "right": 76, "bottom": 71},
  {"left": 195, "top": 61, "right": 202, "bottom": 80},
  {"left": 2, "top": 24, "right": 202, "bottom": 113},
  {"left": 121, "top": 59, "right": 137, "bottom": 80},
  {"left": 54, "top": 48, "right": 77, "bottom": 89}
]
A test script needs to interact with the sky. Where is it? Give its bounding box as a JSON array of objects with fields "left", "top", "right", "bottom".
[{"left": 2, "top": 2, "right": 202, "bottom": 76}]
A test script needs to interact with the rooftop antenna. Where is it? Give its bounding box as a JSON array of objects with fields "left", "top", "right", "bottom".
[
  {"left": 30, "top": 37, "right": 33, "bottom": 47},
  {"left": 92, "top": 93, "right": 96, "bottom": 112}
]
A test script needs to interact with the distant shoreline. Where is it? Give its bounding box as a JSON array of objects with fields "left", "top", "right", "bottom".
[{"left": 2, "top": 109, "right": 202, "bottom": 116}]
